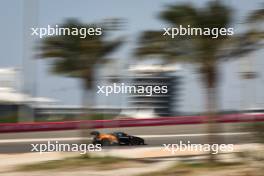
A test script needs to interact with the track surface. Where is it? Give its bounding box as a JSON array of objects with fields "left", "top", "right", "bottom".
[{"left": 0, "top": 123, "right": 257, "bottom": 153}]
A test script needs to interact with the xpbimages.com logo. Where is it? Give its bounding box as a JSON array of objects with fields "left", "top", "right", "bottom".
[
  {"left": 31, "top": 141, "right": 102, "bottom": 154},
  {"left": 97, "top": 83, "right": 168, "bottom": 96},
  {"left": 31, "top": 25, "right": 102, "bottom": 38},
  {"left": 163, "top": 141, "right": 233, "bottom": 154},
  {"left": 163, "top": 25, "right": 234, "bottom": 39}
]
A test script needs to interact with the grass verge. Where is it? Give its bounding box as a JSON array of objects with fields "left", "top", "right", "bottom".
[
  {"left": 16, "top": 155, "right": 148, "bottom": 171},
  {"left": 138, "top": 161, "right": 245, "bottom": 176}
]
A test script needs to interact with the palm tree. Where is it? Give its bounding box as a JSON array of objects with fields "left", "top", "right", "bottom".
[
  {"left": 39, "top": 19, "right": 123, "bottom": 113},
  {"left": 38, "top": 19, "right": 123, "bottom": 145},
  {"left": 135, "top": 1, "right": 264, "bottom": 160}
]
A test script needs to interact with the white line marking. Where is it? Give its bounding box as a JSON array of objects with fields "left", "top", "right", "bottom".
[{"left": 140, "top": 132, "right": 251, "bottom": 138}]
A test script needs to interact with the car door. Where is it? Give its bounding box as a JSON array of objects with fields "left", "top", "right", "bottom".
[{"left": 117, "top": 133, "right": 130, "bottom": 145}]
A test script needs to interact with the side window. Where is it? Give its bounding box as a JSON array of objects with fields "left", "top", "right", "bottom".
[
  {"left": 117, "top": 133, "right": 125, "bottom": 137},
  {"left": 115, "top": 132, "right": 128, "bottom": 137},
  {"left": 122, "top": 133, "right": 128, "bottom": 137},
  {"left": 119, "top": 133, "right": 125, "bottom": 137},
  {"left": 115, "top": 133, "right": 122, "bottom": 137}
]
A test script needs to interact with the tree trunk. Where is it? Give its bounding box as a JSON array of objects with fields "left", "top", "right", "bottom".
[
  {"left": 82, "top": 88, "right": 95, "bottom": 112},
  {"left": 205, "top": 85, "right": 219, "bottom": 161},
  {"left": 78, "top": 66, "right": 95, "bottom": 146},
  {"left": 203, "top": 65, "right": 221, "bottom": 162},
  {"left": 79, "top": 84, "right": 94, "bottom": 146}
]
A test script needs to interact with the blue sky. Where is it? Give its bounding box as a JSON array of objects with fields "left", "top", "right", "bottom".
[{"left": 1, "top": 0, "right": 264, "bottom": 112}]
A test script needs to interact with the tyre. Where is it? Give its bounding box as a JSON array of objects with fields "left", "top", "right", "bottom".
[
  {"left": 131, "top": 139, "right": 140, "bottom": 145},
  {"left": 101, "top": 139, "right": 111, "bottom": 146}
]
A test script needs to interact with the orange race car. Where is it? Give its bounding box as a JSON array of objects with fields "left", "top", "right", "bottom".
[{"left": 90, "top": 131, "right": 145, "bottom": 146}]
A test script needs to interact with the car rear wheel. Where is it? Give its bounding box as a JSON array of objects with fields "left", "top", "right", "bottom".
[{"left": 101, "top": 139, "right": 111, "bottom": 146}]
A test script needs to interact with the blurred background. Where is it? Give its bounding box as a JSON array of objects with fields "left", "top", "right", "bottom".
[
  {"left": 0, "top": 0, "right": 264, "bottom": 122},
  {"left": 0, "top": 0, "right": 264, "bottom": 176}
]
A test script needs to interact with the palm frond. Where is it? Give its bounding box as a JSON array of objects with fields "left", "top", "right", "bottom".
[{"left": 38, "top": 19, "right": 123, "bottom": 88}]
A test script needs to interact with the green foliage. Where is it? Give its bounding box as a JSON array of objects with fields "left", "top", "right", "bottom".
[
  {"left": 135, "top": 1, "right": 264, "bottom": 159},
  {"left": 16, "top": 156, "right": 137, "bottom": 171},
  {"left": 0, "top": 111, "right": 18, "bottom": 123},
  {"left": 83, "top": 114, "right": 116, "bottom": 120},
  {"left": 245, "top": 122, "right": 264, "bottom": 143},
  {"left": 39, "top": 19, "right": 123, "bottom": 89},
  {"left": 136, "top": 1, "right": 264, "bottom": 82},
  {"left": 0, "top": 115, "right": 18, "bottom": 123},
  {"left": 138, "top": 161, "right": 244, "bottom": 176},
  {"left": 34, "top": 113, "right": 116, "bottom": 122}
]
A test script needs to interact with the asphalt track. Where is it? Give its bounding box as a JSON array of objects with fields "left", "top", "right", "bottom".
[{"left": 0, "top": 123, "right": 258, "bottom": 153}]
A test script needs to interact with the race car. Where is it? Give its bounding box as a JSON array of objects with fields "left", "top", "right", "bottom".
[{"left": 90, "top": 131, "right": 145, "bottom": 146}]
